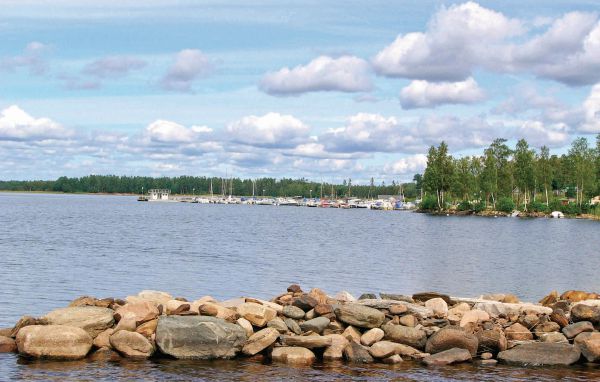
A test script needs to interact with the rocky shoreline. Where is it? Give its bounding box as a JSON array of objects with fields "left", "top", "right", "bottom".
[
  {"left": 2, "top": 287, "right": 600, "bottom": 369},
  {"left": 421, "top": 209, "right": 600, "bottom": 220}
]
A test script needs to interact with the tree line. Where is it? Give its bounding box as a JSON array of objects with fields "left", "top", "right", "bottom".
[
  {"left": 0, "top": 175, "right": 418, "bottom": 200},
  {"left": 420, "top": 135, "right": 600, "bottom": 214}
]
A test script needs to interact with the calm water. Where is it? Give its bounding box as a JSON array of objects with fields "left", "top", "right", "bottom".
[{"left": 1, "top": 192, "right": 599, "bottom": 381}]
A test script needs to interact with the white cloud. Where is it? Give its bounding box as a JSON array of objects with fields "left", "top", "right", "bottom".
[
  {"left": 581, "top": 83, "right": 600, "bottom": 133},
  {"left": 160, "top": 49, "right": 214, "bottom": 92},
  {"left": 372, "top": 2, "right": 523, "bottom": 81},
  {"left": 0, "top": 105, "right": 72, "bottom": 141},
  {"left": 399, "top": 77, "right": 485, "bottom": 108},
  {"left": 226, "top": 112, "right": 311, "bottom": 148},
  {"left": 383, "top": 154, "right": 428, "bottom": 175},
  {"left": 83, "top": 55, "right": 147, "bottom": 78},
  {"left": 518, "top": 121, "right": 570, "bottom": 147},
  {"left": 0, "top": 41, "right": 51, "bottom": 75},
  {"left": 143, "top": 119, "right": 197, "bottom": 143},
  {"left": 259, "top": 55, "right": 372, "bottom": 95}
]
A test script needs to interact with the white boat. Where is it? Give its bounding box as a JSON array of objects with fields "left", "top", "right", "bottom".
[{"left": 551, "top": 211, "right": 564, "bottom": 218}]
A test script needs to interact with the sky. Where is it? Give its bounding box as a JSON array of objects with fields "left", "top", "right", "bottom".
[{"left": 1, "top": 1, "right": 600, "bottom": 183}]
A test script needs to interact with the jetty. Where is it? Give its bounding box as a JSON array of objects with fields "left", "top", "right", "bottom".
[{"left": 2, "top": 286, "right": 599, "bottom": 369}]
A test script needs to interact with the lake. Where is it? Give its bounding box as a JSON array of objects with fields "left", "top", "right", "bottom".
[{"left": 1, "top": 192, "right": 599, "bottom": 381}]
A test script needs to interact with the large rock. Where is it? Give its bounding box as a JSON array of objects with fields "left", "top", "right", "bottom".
[
  {"left": 323, "top": 334, "right": 349, "bottom": 360},
  {"left": 562, "top": 321, "right": 594, "bottom": 339},
  {"left": 280, "top": 335, "right": 332, "bottom": 348},
  {"left": 422, "top": 348, "right": 471, "bottom": 366},
  {"left": 127, "top": 290, "right": 172, "bottom": 305},
  {"left": 425, "top": 298, "right": 448, "bottom": 318},
  {"left": 425, "top": 327, "right": 478, "bottom": 356},
  {"left": 0, "top": 336, "right": 17, "bottom": 352},
  {"left": 505, "top": 323, "right": 533, "bottom": 341},
  {"left": 300, "top": 317, "right": 330, "bottom": 334},
  {"left": 358, "top": 299, "right": 433, "bottom": 318},
  {"left": 109, "top": 330, "right": 154, "bottom": 358},
  {"left": 498, "top": 343, "right": 581, "bottom": 366},
  {"left": 459, "top": 310, "right": 489, "bottom": 328},
  {"left": 476, "top": 329, "right": 506, "bottom": 354},
  {"left": 43, "top": 307, "right": 114, "bottom": 338},
  {"left": 155, "top": 316, "right": 246, "bottom": 359},
  {"left": 271, "top": 346, "right": 315, "bottom": 365},
  {"left": 283, "top": 318, "right": 301, "bottom": 335},
  {"left": 93, "top": 328, "right": 114, "bottom": 348},
  {"left": 343, "top": 341, "right": 374, "bottom": 363},
  {"left": 242, "top": 328, "right": 279, "bottom": 356},
  {"left": 576, "top": 332, "right": 600, "bottom": 362},
  {"left": 282, "top": 305, "right": 305, "bottom": 320},
  {"left": 360, "top": 328, "right": 384, "bottom": 346},
  {"left": 571, "top": 303, "right": 600, "bottom": 324},
  {"left": 237, "top": 303, "right": 277, "bottom": 327},
  {"left": 472, "top": 301, "right": 551, "bottom": 317},
  {"left": 382, "top": 324, "right": 427, "bottom": 350},
  {"left": 413, "top": 292, "right": 451, "bottom": 304},
  {"left": 9, "top": 316, "right": 47, "bottom": 338},
  {"left": 16, "top": 325, "right": 92, "bottom": 360},
  {"left": 115, "top": 301, "right": 160, "bottom": 325},
  {"left": 334, "top": 304, "right": 385, "bottom": 329}
]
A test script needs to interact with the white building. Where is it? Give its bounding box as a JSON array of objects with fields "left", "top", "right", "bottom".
[{"left": 148, "top": 189, "right": 170, "bottom": 201}]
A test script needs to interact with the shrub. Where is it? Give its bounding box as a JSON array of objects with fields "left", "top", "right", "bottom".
[
  {"left": 548, "top": 199, "right": 563, "bottom": 212},
  {"left": 473, "top": 201, "right": 486, "bottom": 213},
  {"left": 419, "top": 195, "right": 439, "bottom": 211},
  {"left": 496, "top": 197, "right": 515, "bottom": 213},
  {"left": 529, "top": 200, "right": 549, "bottom": 213},
  {"left": 457, "top": 200, "right": 472, "bottom": 211},
  {"left": 563, "top": 202, "right": 581, "bottom": 215}
]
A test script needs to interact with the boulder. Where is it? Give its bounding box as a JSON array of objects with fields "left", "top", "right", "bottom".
[
  {"left": 382, "top": 324, "right": 427, "bottom": 349},
  {"left": 127, "top": 290, "right": 172, "bottom": 305},
  {"left": 16, "top": 325, "right": 92, "bottom": 360},
  {"left": 136, "top": 319, "right": 158, "bottom": 338},
  {"left": 342, "top": 325, "right": 362, "bottom": 343},
  {"left": 571, "top": 303, "right": 600, "bottom": 324},
  {"left": 563, "top": 321, "right": 594, "bottom": 339},
  {"left": 549, "top": 309, "right": 569, "bottom": 328},
  {"left": 505, "top": 323, "right": 533, "bottom": 341},
  {"left": 93, "top": 328, "right": 114, "bottom": 349},
  {"left": 575, "top": 332, "right": 600, "bottom": 362},
  {"left": 271, "top": 346, "right": 315, "bottom": 365},
  {"left": 114, "top": 302, "right": 159, "bottom": 325},
  {"left": 498, "top": 342, "right": 580, "bottom": 366},
  {"left": 323, "top": 334, "right": 349, "bottom": 360},
  {"left": 460, "top": 310, "right": 489, "bottom": 328},
  {"left": 343, "top": 341, "right": 374, "bottom": 363},
  {"left": 472, "top": 301, "right": 551, "bottom": 317},
  {"left": 538, "top": 332, "right": 568, "bottom": 343},
  {"left": 334, "top": 304, "right": 385, "bottom": 329},
  {"left": 422, "top": 347, "right": 471, "bottom": 366},
  {"left": 359, "top": 293, "right": 377, "bottom": 300},
  {"left": 380, "top": 293, "right": 414, "bottom": 302},
  {"left": 242, "top": 328, "right": 279, "bottom": 356},
  {"left": 9, "top": 316, "right": 47, "bottom": 338},
  {"left": 0, "top": 336, "right": 17, "bottom": 353},
  {"left": 43, "top": 307, "right": 114, "bottom": 338},
  {"left": 335, "top": 291, "right": 356, "bottom": 302},
  {"left": 109, "top": 330, "right": 154, "bottom": 358},
  {"left": 413, "top": 292, "right": 451, "bottom": 304},
  {"left": 266, "top": 318, "right": 288, "bottom": 334},
  {"left": 476, "top": 329, "right": 506, "bottom": 354},
  {"left": 155, "top": 316, "right": 246, "bottom": 359},
  {"left": 236, "top": 317, "right": 254, "bottom": 338},
  {"left": 283, "top": 318, "right": 301, "bottom": 335},
  {"left": 287, "top": 284, "right": 303, "bottom": 293},
  {"left": 358, "top": 299, "right": 433, "bottom": 317},
  {"left": 399, "top": 315, "right": 417, "bottom": 327},
  {"left": 166, "top": 300, "right": 190, "bottom": 315},
  {"left": 533, "top": 321, "right": 560, "bottom": 337},
  {"left": 308, "top": 288, "right": 329, "bottom": 305},
  {"left": 425, "top": 327, "right": 478, "bottom": 356},
  {"left": 389, "top": 304, "right": 408, "bottom": 315},
  {"left": 114, "top": 312, "right": 137, "bottom": 332},
  {"left": 237, "top": 303, "right": 277, "bottom": 327},
  {"left": 300, "top": 317, "right": 330, "bottom": 334},
  {"left": 561, "top": 290, "right": 597, "bottom": 303},
  {"left": 425, "top": 298, "right": 448, "bottom": 318},
  {"left": 314, "top": 304, "right": 334, "bottom": 317},
  {"left": 292, "top": 295, "right": 318, "bottom": 311},
  {"left": 360, "top": 328, "right": 384, "bottom": 346},
  {"left": 539, "top": 291, "right": 559, "bottom": 307},
  {"left": 383, "top": 354, "right": 403, "bottom": 364},
  {"left": 369, "top": 340, "right": 401, "bottom": 358},
  {"left": 280, "top": 335, "right": 332, "bottom": 348},
  {"left": 282, "top": 305, "right": 305, "bottom": 320}
]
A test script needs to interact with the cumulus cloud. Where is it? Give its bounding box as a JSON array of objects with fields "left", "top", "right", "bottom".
[
  {"left": 0, "top": 41, "right": 51, "bottom": 75},
  {"left": 399, "top": 77, "right": 485, "bottom": 108},
  {"left": 260, "top": 55, "right": 372, "bottom": 96},
  {"left": 0, "top": 105, "right": 72, "bottom": 141},
  {"left": 83, "top": 55, "right": 147, "bottom": 78},
  {"left": 226, "top": 112, "right": 311, "bottom": 148},
  {"left": 383, "top": 154, "right": 428, "bottom": 175},
  {"left": 372, "top": 2, "right": 523, "bottom": 81},
  {"left": 160, "top": 49, "right": 214, "bottom": 92},
  {"left": 517, "top": 121, "right": 570, "bottom": 147},
  {"left": 581, "top": 83, "right": 600, "bottom": 133}
]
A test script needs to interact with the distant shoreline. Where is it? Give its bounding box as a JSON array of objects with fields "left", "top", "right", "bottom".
[{"left": 419, "top": 209, "right": 600, "bottom": 221}]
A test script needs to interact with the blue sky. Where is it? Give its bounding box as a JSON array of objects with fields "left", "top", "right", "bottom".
[{"left": 1, "top": 1, "right": 599, "bottom": 182}]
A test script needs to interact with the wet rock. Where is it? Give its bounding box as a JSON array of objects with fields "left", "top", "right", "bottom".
[
  {"left": 271, "top": 346, "right": 315, "bottom": 365},
  {"left": 422, "top": 347, "right": 471, "bottom": 366},
  {"left": 359, "top": 293, "right": 377, "bottom": 300},
  {"left": 562, "top": 321, "right": 594, "bottom": 339},
  {"left": 343, "top": 341, "right": 374, "bottom": 363},
  {"left": 93, "top": 328, "right": 114, "bottom": 349},
  {"left": 505, "top": 323, "right": 533, "bottom": 341},
  {"left": 571, "top": 304, "right": 600, "bottom": 324},
  {"left": 155, "top": 316, "right": 246, "bottom": 359},
  {"left": 43, "top": 307, "right": 114, "bottom": 338},
  {"left": 242, "top": 327, "right": 279, "bottom": 356},
  {"left": 323, "top": 334, "right": 349, "bottom": 360},
  {"left": 413, "top": 292, "right": 451, "bottom": 305},
  {"left": 16, "top": 325, "right": 92, "bottom": 360},
  {"left": 476, "top": 329, "right": 507, "bottom": 354},
  {"left": 382, "top": 324, "right": 427, "bottom": 350},
  {"left": 425, "top": 327, "right": 478, "bottom": 356},
  {"left": 280, "top": 335, "right": 332, "bottom": 348},
  {"left": 236, "top": 317, "right": 254, "bottom": 338},
  {"left": 334, "top": 304, "right": 385, "bottom": 329},
  {"left": 425, "top": 298, "right": 448, "bottom": 318},
  {"left": 498, "top": 342, "right": 580, "bottom": 366},
  {"left": 481, "top": 352, "right": 493, "bottom": 360},
  {"left": 0, "top": 336, "right": 17, "bottom": 353},
  {"left": 292, "top": 295, "right": 318, "bottom": 312},
  {"left": 459, "top": 310, "right": 489, "bottom": 328},
  {"left": 577, "top": 332, "right": 600, "bottom": 362},
  {"left": 282, "top": 305, "right": 305, "bottom": 320},
  {"left": 136, "top": 319, "right": 158, "bottom": 338},
  {"left": 109, "top": 330, "right": 154, "bottom": 359},
  {"left": 237, "top": 303, "right": 277, "bottom": 327},
  {"left": 115, "top": 301, "right": 159, "bottom": 325},
  {"left": 382, "top": 354, "right": 403, "bottom": 364},
  {"left": 368, "top": 340, "right": 402, "bottom": 358},
  {"left": 266, "top": 318, "right": 288, "bottom": 334},
  {"left": 360, "top": 328, "right": 384, "bottom": 346},
  {"left": 300, "top": 316, "right": 330, "bottom": 334},
  {"left": 283, "top": 318, "right": 301, "bottom": 335}
]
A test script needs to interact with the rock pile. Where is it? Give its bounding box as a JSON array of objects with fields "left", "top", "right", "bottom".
[{"left": 1, "top": 287, "right": 600, "bottom": 369}]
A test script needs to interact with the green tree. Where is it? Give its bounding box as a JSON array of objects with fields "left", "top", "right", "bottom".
[
  {"left": 536, "top": 146, "right": 553, "bottom": 206},
  {"left": 513, "top": 139, "right": 535, "bottom": 210}
]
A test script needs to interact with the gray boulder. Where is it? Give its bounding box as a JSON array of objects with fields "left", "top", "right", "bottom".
[
  {"left": 334, "top": 304, "right": 385, "bottom": 329},
  {"left": 300, "top": 317, "right": 330, "bottom": 334},
  {"left": 425, "top": 327, "right": 478, "bottom": 356},
  {"left": 155, "top": 316, "right": 246, "bottom": 359},
  {"left": 382, "top": 324, "right": 427, "bottom": 350},
  {"left": 422, "top": 347, "right": 471, "bottom": 366},
  {"left": 43, "top": 307, "right": 114, "bottom": 338},
  {"left": 498, "top": 342, "right": 580, "bottom": 366}
]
